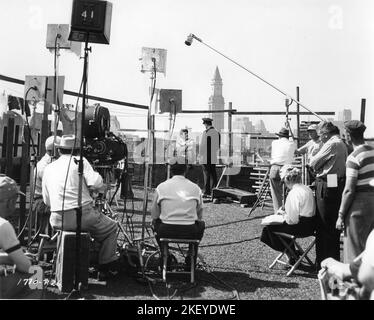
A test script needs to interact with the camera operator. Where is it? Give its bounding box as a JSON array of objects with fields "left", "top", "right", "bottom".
[
  {"left": 32, "top": 135, "right": 61, "bottom": 235},
  {"left": 42, "top": 135, "right": 120, "bottom": 280}
]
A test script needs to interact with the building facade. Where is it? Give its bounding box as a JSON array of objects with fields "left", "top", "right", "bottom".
[{"left": 208, "top": 66, "right": 225, "bottom": 133}]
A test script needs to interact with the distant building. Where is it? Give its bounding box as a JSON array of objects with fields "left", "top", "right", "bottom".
[
  {"left": 254, "top": 120, "right": 269, "bottom": 134},
  {"left": 208, "top": 66, "right": 225, "bottom": 133},
  {"left": 233, "top": 117, "right": 255, "bottom": 133}
]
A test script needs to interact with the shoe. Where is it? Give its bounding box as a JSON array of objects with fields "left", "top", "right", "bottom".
[
  {"left": 97, "top": 259, "right": 121, "bottom": 280},
  {"left": 97, "top": 269, "right": 119, "bottom": 281}
]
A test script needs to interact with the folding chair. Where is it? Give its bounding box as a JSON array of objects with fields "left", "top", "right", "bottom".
[
  {"left": 269, "top": 232, "right": 316, "bottom": 276},
  {"left": 159, "top": 238, "right": 200, "bottom": 283}
]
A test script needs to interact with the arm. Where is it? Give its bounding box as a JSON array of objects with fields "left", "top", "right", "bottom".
[
  {"left": 295, "top": 142, "right": 309, "bottom": 155},
  {"left": 0, "top": 223, "right": 31, "bottom": 273},
  {"left": 358, "top": 234, "right": 374, "bottom": 291},
  {"left": 83, "top": 158, "right": 104, "bottom": 190},
  {"left": 150, "top": 190, "right": 161, "bottom": 221},
  {"left": 283, "top": 191, "right": 299, "bottom": 225},
  {"left": 336, "top": 176, "right": 357, "bottom": 230},
  {"left": 309, "top": 141, "right": 334, "bottom": 171},
  {"left": 196, "top": 192, "right": 203, "bottom": 221},
  {"left": 42, "top": 173, "right": 50, "bottom": 207}
]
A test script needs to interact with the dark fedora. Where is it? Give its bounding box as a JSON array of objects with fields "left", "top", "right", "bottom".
[{"left": 275, "top": 127, "right": 289, "bottom": 138}]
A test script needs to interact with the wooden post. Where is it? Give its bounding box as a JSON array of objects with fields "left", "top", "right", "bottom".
[
  {"left": 19, "top": 125, "right": 30, "bottom": 245},
  {"left": 296, "top": 87, "right": 300, "bottom": 148},
  {"left": 360, "top": 99, "right": 366, "bottom": 124},
  {"left": 5, "top": 117, "right": 15, "bottom": 177}
]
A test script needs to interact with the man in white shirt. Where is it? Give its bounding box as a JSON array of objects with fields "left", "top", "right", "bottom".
[
  {"left": 269, "top": 127, "right": 297, "bottom": 213},
  {"left": 32, "top": 135, "right": 61, "bottom": 235},
  {"left": 296, "top": 124, "right": 323, "bottom": 162},
  {"left": 261, "top": 166, "right": 316, "bottom": 263},
  {"left": 151, "top": 157, "right": 205, "bottom": 268},
  {"left": 42, "top": 135, "right": 119, "bottom": 278},
  {"left": 176, "top": 128, "right": 195, "bottom": 164}
]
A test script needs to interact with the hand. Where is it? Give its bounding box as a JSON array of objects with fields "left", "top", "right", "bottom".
[
  {"left": 321, "top": 258, "right": 350, "bottom": 280},
  {"left": 336, "top": 216, "right": 344, "bottom": 230}
]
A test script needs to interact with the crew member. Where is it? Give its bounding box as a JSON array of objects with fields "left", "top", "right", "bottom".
[
  {"left": 295, "top": 124, "right": 323, "bottom": 184},
  {"left": 151, "top": 157, "right": 205, "bottom": 269},
  {"left": 32, "top": 135, "right": 61, "bottom": 235},
  {"left": 269, "top": 127, "right": 296, "bottom": 213},
  {"left": 176, "top": 128, "right": 195, "bottom": 165},
  {"left": 336, "top": 120, "right": 374, "bottom": 263},
  {"left": 309, "top": 121, "right": 347, "bottom": 267},
  {"left": 199, "top": 117, "right": 220, "bottom": 198},
  {"left": 321, "top": 224, "right": 374, "bottom": 300},
  {"left": 0, "top": 175, "right": 32, "bottom": 298},
  {"left": 42, "top": 135, "right": 120, "bottom": 279},
  {"left": 261, "top": 166, "right": 316, "bottom": 264}
]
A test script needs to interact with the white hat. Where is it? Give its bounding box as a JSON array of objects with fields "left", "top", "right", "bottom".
[
  {"left": 58, "top": 135, "right": 80, "bottom": 149},
  {"left": 45, "top": 136, "right": 61, "bottom": 151},
  {"left": 307, "top": 124, "right": 318, "bottom": 131}
]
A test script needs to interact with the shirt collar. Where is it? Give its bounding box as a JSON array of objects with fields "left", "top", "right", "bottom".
[{"left": 171, "top": 175, "right": 186, "bottom": 180}]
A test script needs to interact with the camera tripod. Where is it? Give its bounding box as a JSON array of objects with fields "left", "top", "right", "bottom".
[{"left": 93, "top": 165, "right": 134, "bottom": 249}]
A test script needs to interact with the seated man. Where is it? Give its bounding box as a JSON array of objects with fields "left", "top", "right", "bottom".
[
  {"left": 151, "top": 157, "right": 205, "bottom": 268},
  {"left": 260, "top": 166, "right": 316, "bottom": 263},
  {"left": 32, "top": 135, "right": 61, "bottom": 236},
  {"left": 321, "top": 227, "right": 374, "bottom": 300},
  {"left": 0, "top": 175, "right": 32, "bottom": 298},
  {"left": 42, "top": 135, "right": 119, "bottom": 280}
]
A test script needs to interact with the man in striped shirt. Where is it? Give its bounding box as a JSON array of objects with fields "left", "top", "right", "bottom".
[{"left": 336, "top": 120, "right": 374, "bottom": 263}]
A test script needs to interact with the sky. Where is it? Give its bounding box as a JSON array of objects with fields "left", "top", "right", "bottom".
[{"left": 1, "top": 0, "right": 373, "bottom": 138}]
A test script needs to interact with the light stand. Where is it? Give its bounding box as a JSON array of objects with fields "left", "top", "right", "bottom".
[
  {"left": 66, "top": 35, "right": 91, "bottom": 300},
  {"left": 52, "top": 36, "right": 61, "bottom": 159},
  {"left": 141, "top": 58, "right": 157, "bottom": 241},
  {"left": 185, "top": 33, "right": 325, "bottom": 121}
]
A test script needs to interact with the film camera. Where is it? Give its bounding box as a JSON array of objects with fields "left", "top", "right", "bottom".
[{"left": 83, "top": 104, "right": 127, "bottom": 165}]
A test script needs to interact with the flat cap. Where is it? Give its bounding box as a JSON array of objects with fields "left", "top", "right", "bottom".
[
  {"left": 202, "top": 117, "right": 213, "bottom": 123},
  {"left": 0, "top": 174, "right": 25, "bottom": 201},
  {"left": 344, "top": 120, "right": 366, "bottom": 133}
]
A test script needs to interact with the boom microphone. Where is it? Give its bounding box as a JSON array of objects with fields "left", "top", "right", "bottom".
[{"left": 184, "top": 33, "right": 202, "bottom": 46}]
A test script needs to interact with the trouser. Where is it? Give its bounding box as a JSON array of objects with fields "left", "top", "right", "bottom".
[
  {"left": 153, "top": 219, "right": 205, "bottom": 263},
  {"left": 315, "top": 177, "right": 345, "bottom": 267},
  {"left": 202, "top": 164, "right": 218, "bottom": 196},
  {"left": 261, "top": 216, "right": 316, "bottom": 252},
  {"left": 269, "top": 165, "right": 283, "bottom": 213},
  {"left": 50, "top": 204, "right": 118, "bottom": 265},
  {"left": 344, "top": 192, "right": 374, "bottom": 263},
  {"left": 32, "top": 196, "right": 51, "bottom": 235}
]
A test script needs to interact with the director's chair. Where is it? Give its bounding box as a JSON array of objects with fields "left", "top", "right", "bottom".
[{"left": 269, "top": 232, "right": 316, "bottom": 276}]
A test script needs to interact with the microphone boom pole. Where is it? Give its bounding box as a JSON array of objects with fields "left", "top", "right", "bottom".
[
  {"left": 187, "top": 34, "right": 325, "bottom": 122},
  {"left": 67, "top": 34, "right": 91, "bottom": 300}
]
